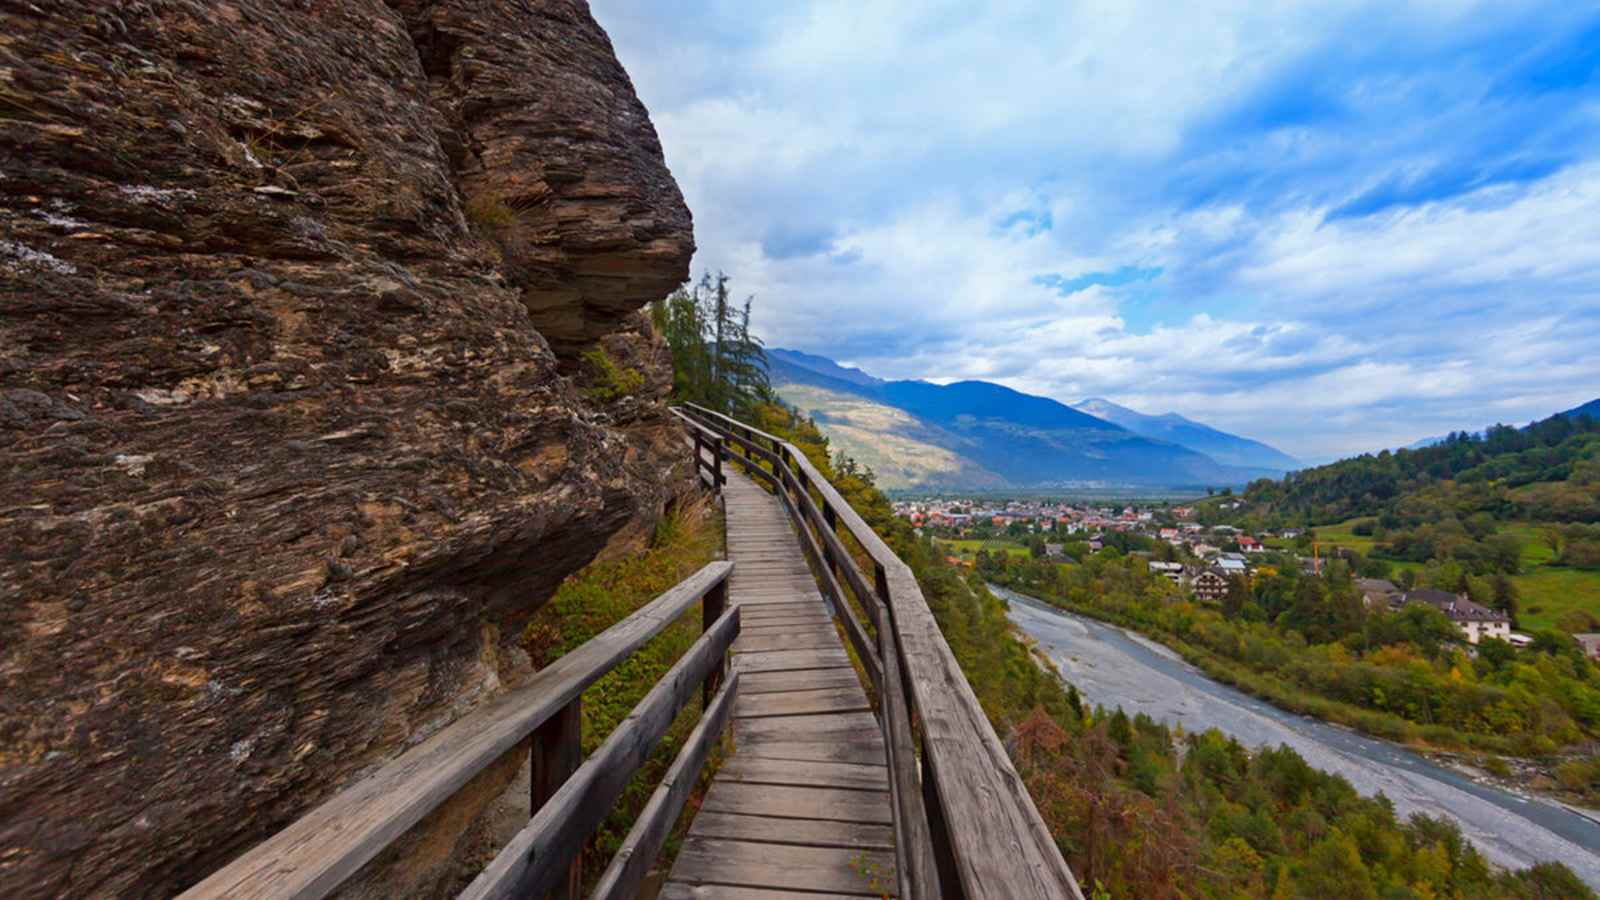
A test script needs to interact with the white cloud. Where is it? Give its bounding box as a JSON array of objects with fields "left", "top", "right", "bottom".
[{"left": 591, "top": 0, "right": 1600, "bottom": 460}]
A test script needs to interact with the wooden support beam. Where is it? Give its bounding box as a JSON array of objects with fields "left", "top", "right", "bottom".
[
  {"left": 530, "top": 698, "right": 582, "bottom": 900},
  {"left": 590, "top": 672, "right": 739, "bottom": 900},
  {"left": 460, "top": 607, "right": 742, "bottom": 900}
]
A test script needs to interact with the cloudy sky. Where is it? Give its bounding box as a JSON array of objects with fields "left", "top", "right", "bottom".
[{"left": 589, "top": 1, "right": 1600, "bottom": 461}]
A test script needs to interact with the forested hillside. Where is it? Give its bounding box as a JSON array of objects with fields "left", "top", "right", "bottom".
[{"left": 1237, "top": 409, "right": 1600, "bottom": 526}]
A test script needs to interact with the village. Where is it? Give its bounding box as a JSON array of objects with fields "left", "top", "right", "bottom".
[{"left": 893, "top": 496, "right": 1524, "bottom": 649}]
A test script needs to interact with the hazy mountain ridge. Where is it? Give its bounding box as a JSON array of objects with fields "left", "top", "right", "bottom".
[
  {"left": 767, "top": 349, "right": 1278, "bottom": 490},
  {"left": 1072, "top": 397, "right": 1300, "bottom": 471}
]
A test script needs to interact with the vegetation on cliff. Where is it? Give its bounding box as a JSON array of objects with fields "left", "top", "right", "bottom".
[{"left": 518, "top": 496, "right": 725, "bottom": 889}]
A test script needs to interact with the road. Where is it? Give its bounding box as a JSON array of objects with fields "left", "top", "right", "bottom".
[{"left": 996, "top": 585, "right": 1600, "bottom": 888}]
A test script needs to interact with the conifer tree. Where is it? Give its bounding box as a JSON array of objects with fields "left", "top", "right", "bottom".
[{"left": 651, "top": 270, "right": 770, "bottom": 415}]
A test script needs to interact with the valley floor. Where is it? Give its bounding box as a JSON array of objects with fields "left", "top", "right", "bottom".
[{"left": 998, "top": 585, "right": 1600, "bottom": 890}]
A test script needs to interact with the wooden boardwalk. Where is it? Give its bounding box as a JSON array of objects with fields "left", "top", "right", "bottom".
[{"left": 661, "top": 469, "right": 898, "bottom": 899}]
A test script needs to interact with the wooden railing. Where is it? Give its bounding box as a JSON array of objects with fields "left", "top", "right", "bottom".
[
  {"left": 180, "top": 561, "right": 739, "bottom": 900},
  {"left": 676, "top": 403, "right": 1085, "bottom": 900}
]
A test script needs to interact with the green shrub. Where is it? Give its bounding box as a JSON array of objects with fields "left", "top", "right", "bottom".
[
  {"left": 582, "top": 346, "right": 645, "bottom": 403},
  {"left": 464, "top": 193, "right": 519, "bottom": 231}
]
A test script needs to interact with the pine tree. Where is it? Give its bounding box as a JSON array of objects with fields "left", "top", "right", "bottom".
[{"left": 651, "top": 271, "right": 770, "bottom": 415}]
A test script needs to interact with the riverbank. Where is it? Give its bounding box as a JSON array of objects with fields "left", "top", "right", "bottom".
[
  {"left": 990, "top": 569, "right": 1592, "bottom": 761},
  {"left": 996, "top": 584, "right": 1600, "bottom": 889},
  {"left": 1011, "top": 578, "right": 1600, "bottom": 811}
]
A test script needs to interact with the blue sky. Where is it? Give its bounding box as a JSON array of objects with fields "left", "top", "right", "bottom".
[{"left": 590, "top": 1, "right": 1600, "bottom": 460}]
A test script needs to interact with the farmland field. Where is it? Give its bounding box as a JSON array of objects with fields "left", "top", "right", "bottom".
[
  {"left": 935, "top": 537, "right": 1031, "bottom": 560},
  {"left": 1270, "top": 517, "right": 1598, "bottom": 632}
]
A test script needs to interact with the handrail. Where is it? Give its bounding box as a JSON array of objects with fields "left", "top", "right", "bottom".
[
  {"left": 679, "top": 403, "right": 1085, "bottom": 900},
  {"left": 180, "top": 561, "right": 738, "bottom": 900}
]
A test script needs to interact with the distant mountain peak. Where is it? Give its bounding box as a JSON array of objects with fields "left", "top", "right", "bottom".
[
  {"left": 767, "top": 347, "right": 883, "bottom": 388},
  {"left": 1070, "top": 397, "right": 1299, "bottom": 472}
]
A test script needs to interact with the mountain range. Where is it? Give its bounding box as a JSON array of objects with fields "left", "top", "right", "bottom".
[
  {"left": 766, "top": 349, "right": 1300, "bottom": 491},
  {"left": 1070, "top": 398, "right": 1301, "bottom": 470}
]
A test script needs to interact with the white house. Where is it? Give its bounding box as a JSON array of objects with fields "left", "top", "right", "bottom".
[{"left": 1404, "top": 589, "right": 1511, "bottom": 645}]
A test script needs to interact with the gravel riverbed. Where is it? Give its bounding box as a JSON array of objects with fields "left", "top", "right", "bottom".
[{"left": 997, "top": 585, "right": 1600, "bottom": 888}]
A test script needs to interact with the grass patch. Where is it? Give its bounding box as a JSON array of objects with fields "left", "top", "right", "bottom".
[
  {"left": 518, "top": 496, "right": 725, "bottom": 889},
  {"left": 464, "top": 193, "right": 520, "bottom": 231},
  {"left": 1516, "top": 566, "right": 1600, "bottom": 632},
  {"left": 581, "top": 346, "right": 645, "bottom": 403},
  {"left": 936, "top": 537, "right": 1031, "bottom": 559}
]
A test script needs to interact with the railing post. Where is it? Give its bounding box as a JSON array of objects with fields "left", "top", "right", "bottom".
[
  {"left": 714, "top": 436, "right": 726, "bottom": 488},
  {"left": 532, "top": 697, "right": 583, "bottom": 900},
  {"left": 821, "top": 502, "right": 839, "bottom": 580},
  {"left": 921, "top": 749, "right": 964, "bottom": 899},
  {"left": 703, "top": 578, "right": 729, "bottom": 710},
  {"left": 871, "top": 562, "right": 890, "bottom": 632}
]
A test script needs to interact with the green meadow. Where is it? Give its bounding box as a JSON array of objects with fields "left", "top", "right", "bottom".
[{"left": 1267, "top": 516, "right": 1598, "bottom": 632}]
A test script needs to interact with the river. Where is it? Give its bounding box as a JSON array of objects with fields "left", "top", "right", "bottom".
[{"left": 995, "top": 585, "right": 1600, "bottom": 888}]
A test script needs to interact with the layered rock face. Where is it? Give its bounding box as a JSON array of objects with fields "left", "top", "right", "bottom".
[{"left": 0, "top": 2, "right": 694, "bottom": 896}]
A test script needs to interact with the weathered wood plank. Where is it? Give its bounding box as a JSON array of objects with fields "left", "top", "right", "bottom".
[
  {"left": 702, "top": 782, "right": 893, "bottom": 825},
  {"left": 733, "top": 738, "right": 886, "bottom": 766},
  {"left": 735, "top": 711, "right": 879, "bottom": 743},
  {"left": 178, "top": 561, "right": 734, "bottom": 900},
  {"left": 686, "top": 811, "right": 894, "bottom": 851},
  {"left": 739, "top": 618, "right": 834, "bottom": 632},
  {"left": 591, "top": 672, "right": 740, "bottom": 900},
  {"left": 733, "top": 632, "right": 839, "bottom": 654},
  {"left": 460, "top": 607, "right": 741, "bottom": 900},
  {"left": 716, "top": 757, "right": 889, "bottom": 791},
  {"left": 734, "top": 687, "right": 871, "bottom": 719},
  {"left": 668, "top": 838, "right": 897, "bottom": 897},
  {"left": 737, "top": 667, "right": 865, "bottom": 695},
  {"left": 738, "top": 604, "right": 826, "bottom": 615},
  {"left": 732, "top": 648, "right": 850, "bottom": 673},
  {"left": 660, "top": 883, "right": 866, "bottom": 900}
]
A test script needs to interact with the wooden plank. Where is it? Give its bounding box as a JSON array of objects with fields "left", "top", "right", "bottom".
[
  {"left": 460, "top": 607, "right": 741, "bottom": 900},
  {"left": 733, "top": 596, "right": 823, "bottom": 607},
  {"left": 735, "top": 711, "right": 878, "bottom": 743},
  {"left": 591, "top": 672, "right": 740, "bottom": 900},
  {"left": 717, "top": 757, "right": 889, "bottom": 792},
  {"left": 687, "top": 811, "right": 894, "bottom": 851},
  {"left": 660, "top": 883, "right": 865, "bottom": 900},
  {"left": 735, "top": 687, "right": 871, "bottom": 719},
  {"left": 669, "top": 838, "right": 897, "bottom": 897},
  {"left": 739, "top": 617, "right": 834, "bottom": 631},
  {"left": 732, "top": 648, "right": 850, "bottom": 674},
  {"left": 734, "top": 738, "right": 886, "bottom": 766},
  {"left": 738, "top": 667, "right": 865, "bottom": 695},
  {"left": 702, "top": 782, "right": 892, "bottom": 825},
  {"left": 738, "top": 602, "right": 825, "bottom": 614},
  {"left": 733, "top": 632, "right": 839, "bottom": 654},
  {"left": 178, "top": 561, "right": 734, "bottom": 900}
]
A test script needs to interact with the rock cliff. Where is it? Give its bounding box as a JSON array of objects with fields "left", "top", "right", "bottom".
[{"left": 0, "top": 1, "right": 695, "bottom": 896}]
